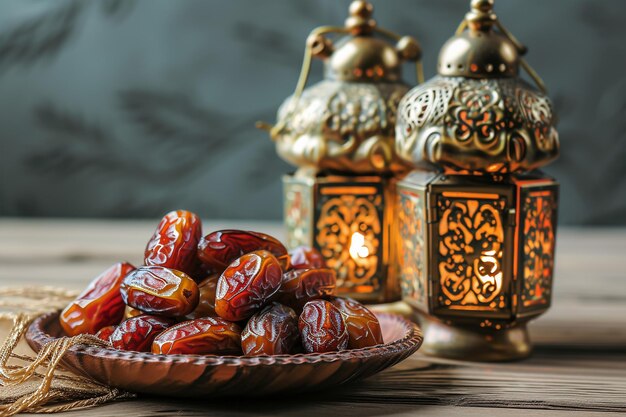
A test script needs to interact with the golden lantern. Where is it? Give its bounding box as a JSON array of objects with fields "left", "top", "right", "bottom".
[
  {"left": 395, "top": 0, "right": 559, "bottom": 360},
  {"left": 260, "top": 0, "right": 423, "bottom": 303}
]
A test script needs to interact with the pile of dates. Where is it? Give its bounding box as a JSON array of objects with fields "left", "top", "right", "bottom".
[{"left": 60, "top": 210, "right": 383, "bottom": 356}]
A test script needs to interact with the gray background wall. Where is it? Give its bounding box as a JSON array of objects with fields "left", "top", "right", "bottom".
[{"left": 0, "top": 0, "right": 624, "bottom": 224}]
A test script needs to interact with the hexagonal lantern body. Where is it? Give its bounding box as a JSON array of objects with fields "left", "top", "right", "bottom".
[
  {"left": 285, "top": 173, "right": 399, "bottom": 303},
  {"left": 398, "top": 171, "right": 558, "bottom": 322},
  {"left": 264, "top": 1, "right": 422, "bottom": 304},
  {"left": 397, "top": 171, "right": 558, "bottom": 359},
  {"left": 394, "top": 0, "right": 560, "bottom": 360}
]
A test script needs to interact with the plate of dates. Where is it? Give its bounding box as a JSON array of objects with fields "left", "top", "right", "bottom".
[{"left": 25, "top": 210, "right": 423, "bottom": 397}]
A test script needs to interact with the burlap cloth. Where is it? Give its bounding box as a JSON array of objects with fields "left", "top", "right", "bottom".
[{"left": 0, "top": 287, "right": 134, "bottom": 416}]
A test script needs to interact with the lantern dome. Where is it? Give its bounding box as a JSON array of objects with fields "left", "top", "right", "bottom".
[
  {"left": 395, "top": 0, "right": 559, "bottom": 174},
  {"left": 262, "top": 1, "right": 423, "bottom": 175}
]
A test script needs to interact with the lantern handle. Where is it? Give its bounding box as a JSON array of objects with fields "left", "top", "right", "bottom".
[
  {"left": 256, "top": 25, "right": 347, "bottom": 140},
  {"left": 494, "top": 20, "right": 547, "bottom": 94},
  {"left": 257, "top": 24, "right": 425, "bottom": 139}
]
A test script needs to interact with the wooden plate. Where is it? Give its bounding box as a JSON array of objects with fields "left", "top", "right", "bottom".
[{"left": 26, "top": 311, "right": 423, "bottom": 397}]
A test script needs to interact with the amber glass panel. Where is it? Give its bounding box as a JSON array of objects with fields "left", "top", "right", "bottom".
[
  {"left": 520, "top": 190, "right": 556, "bottom": 309},
  {"left": 434, "top": 193, "right": 508, "bottom": 312},
  {"left": 315, "top": 186, "right": 383, "bottom": 296}
]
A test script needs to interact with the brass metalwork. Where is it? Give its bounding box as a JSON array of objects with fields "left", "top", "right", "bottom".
[
  {"left": 261, "top": 0, "right": 423, "bottom": 174},
  {"left": 417, "top": 314, "right": 531, "bottom": 361},
  {"left": 396, "top": 0, "right": 560, "bottom": 360},
  {"left": 396, "top": 0, "right": 559, "bottom": 174},
  {"left": 398, "top": 171, "right": 558, "bottom": 360},
  {"left": 396, "top": 76, "right": 559, "bottom": 174},
  {"left": 283, "top": 173, "right": 400, "bottom": 303},
  {"left": 275, "top": 81, "right": 411, "bottom": 174},
  {"left": 268, "top": 1, "right": 421, "bottom": 305}
]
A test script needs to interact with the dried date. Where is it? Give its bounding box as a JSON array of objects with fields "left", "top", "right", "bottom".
[
  {"left": 144, "top": 210, "right": 202, "bottom": 277},
  {"left": 330, "top": 297, "right": 383, "bottom": 348},
  {"left": 95, "top": 325, "right": 116, "bottom": 343},
  {"left": 275, "top": 268, "right": 336, "bottom": 309},
  {"left": 299, "top": 300, "right": 348, "bottom": 353},
  {"left": 241, "top": 303, "right": 299, "bottom": 356},
  {"left": 60, "top": 262, "right": 135, "bottom": 336},
  {"left": 197, "top": 230, "right": 289, "bottom": 273},
  {"left": 110, "top": 315, "right": 173, "bottom": 352},
  {"left": 120, "top": 266, "right": 199, "bottom": 317},
  {"left": 152, "top": 317, "right": 241, "bottom": 355},
  {"left": 186, "top": 274, "right": 218, "bottom": 319},
  {"left": 215, "top": 250, "right": 283, "bottom": 322},
  {"left": 288, "top": 246, "right": 326, "bottom": 270}
]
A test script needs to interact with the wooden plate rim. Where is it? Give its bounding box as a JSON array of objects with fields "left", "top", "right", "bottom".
[{"left": 26, "top": 311, "right": 423, "bottom": 366}]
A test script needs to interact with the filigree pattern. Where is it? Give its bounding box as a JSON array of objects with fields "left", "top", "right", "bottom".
[
  {"left": 397, "top": 78, "right": 456, "bottom": 132},
  {"left": 315, "top": 194, "right": 381, "bottom": 291},
  {"left": 436, "top": 195, "right": 507, "bottom": 310},
  {"left": 395, "top": 78, "right": 456, "bottom": 166},
  {"left": 398, "top": 189, "right": 427, "bottom": 307},
  {"left": 395, "top": 76, "right": 560, "bottom": 173},
  {"left": 446, "top": 80, "right": 505, "bottom": 153},
  {"left": 521, "top": 190, "right": 556, "bottom": 308},
  {"left": 275, "top": 80, "right": 410, "bottom": 173},
  {"left": 516, "top": 88, "right": 558, "bottom": 152}
]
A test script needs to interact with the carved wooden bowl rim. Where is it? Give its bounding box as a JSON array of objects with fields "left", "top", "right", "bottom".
[{"left": 27, "top": 311, "right": 423, "bottom": 366}]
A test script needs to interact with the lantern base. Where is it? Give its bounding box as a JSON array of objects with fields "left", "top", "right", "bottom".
[{"left": 416, "top": 314, "right": 532, "bottom": 362}]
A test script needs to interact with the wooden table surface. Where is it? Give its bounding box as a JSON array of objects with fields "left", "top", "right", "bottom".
[{"left": 1, "top": 219, "right": 625, "bottom": 416}]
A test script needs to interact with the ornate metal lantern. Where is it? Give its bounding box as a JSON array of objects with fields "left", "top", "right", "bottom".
[
  {"left": 260, "top": 1, "right": 422, "bottom": 303},
  {"left": 395, "top": 0, "right": 559, "bottom": 360}
]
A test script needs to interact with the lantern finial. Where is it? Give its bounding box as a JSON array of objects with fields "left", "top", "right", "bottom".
[
  {"left": 345, "top": 1, "right": 376, "bottom": 35},
  {"left": 466, "top": 0, "right": 496, "bottom": 30}
]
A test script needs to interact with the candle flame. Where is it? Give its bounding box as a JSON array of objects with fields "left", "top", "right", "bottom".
[{"left": 349, "top": 232, "right": 370, "bottom": 260}]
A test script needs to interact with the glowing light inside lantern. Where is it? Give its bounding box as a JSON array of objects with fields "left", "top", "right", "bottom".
[{"left": 349, "top": 232, "right": 370, "bottom": 260}]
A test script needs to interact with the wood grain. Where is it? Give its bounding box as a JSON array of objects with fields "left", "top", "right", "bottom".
[{"left": 1, "top": 219, "right": 625, "bottom": 416}]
